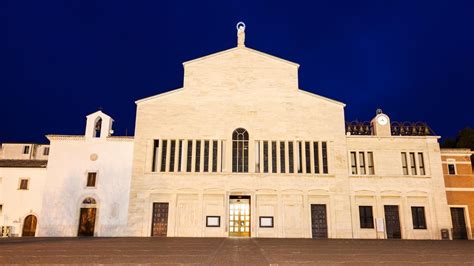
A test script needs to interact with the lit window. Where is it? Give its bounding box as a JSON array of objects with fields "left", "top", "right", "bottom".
[
  {"left": 19, "top": 179, "right": 29, "bottom": 190},
  {"left": 411, "top": 206, "right": 427, "bottom": 229},
  {"left": 87, "top": 172, "right": 97, "bottom": 187},
  {"left": 232, "top": 128, "right": 249, "bottom": 173}
]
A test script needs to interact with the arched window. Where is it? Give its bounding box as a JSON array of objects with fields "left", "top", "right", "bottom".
[
  {"left": 82, "top": 197, "right": 97, "bottom": 205},
  {"left": 94, "top": 118, "right": 102, "bottom": 138},
  {"left": 232, "top": 128, "right": 249, "bottom": 172}
]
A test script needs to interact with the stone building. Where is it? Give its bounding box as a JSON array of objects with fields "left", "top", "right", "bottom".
[
  {"left": 126, "top": 24, "right": 452, "bottom": 239},
  {"left": 0, "top": 143, "right": 48, "bottom": 236},
  {"left": 37, "top": 111, "right": 134, "bottom": 237},
  {"left": 441, "top": 148, "right": 474, "bottom": 239},
  {"left": 0, "top": 23, "right": 469, "bottom": 240}
]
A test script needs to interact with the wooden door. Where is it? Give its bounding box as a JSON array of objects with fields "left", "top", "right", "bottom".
[
  {"left": 451, "top": 208, "right": 468, "bottom": 240},
  {"left": 151, "top": 203, "right": 169, "bottom": 237},
  {"left": 22, "top": 215, "right": 37, "bottom": 237},
  {"left": 384, "top": 205, "right": 401, "bottom": 239},
  {"left": 311, "top": 204, "right": 328, "bottom": 239},
  {"left": 78, "top": 208, "right": 96, "bottom": 236}
]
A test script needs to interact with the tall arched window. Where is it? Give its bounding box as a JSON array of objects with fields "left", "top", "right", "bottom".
[
  {"left": 232, "top": 128, "right": 249, "bottom": 172},
  {"left": 94, "top": 118, "right": 102, "bottom": 138}
]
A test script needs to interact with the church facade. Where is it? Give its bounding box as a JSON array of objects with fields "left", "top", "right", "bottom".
[
  {"left": 126, "top": 24, "right": 451, "bottom": 239},
  {"left": 0, "top": 24, "right": 469, "bottom": 239}
]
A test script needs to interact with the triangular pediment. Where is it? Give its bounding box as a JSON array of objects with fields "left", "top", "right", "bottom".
[{"left": 182, "top": 46, "right": 299, "bottom": 68}]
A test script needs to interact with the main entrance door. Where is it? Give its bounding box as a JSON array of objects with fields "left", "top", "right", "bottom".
[
  {"left": 151, "top": 202, "right": 169, "bottom": 237},
  {"left": 451, "top": 208, "right": 468, "bottom": 240},
  {"left": 384, "top": 205, "right": 401, "bottom": 239},
  {"left": 78, "top": 208, "right": 96, "bottom": 236},
  {"left": 229, "top": 196, "right": 250, "bottom": 237},
  {"left": 22, "top": 215, "right": 37, "bottom": 237},
  {"left": 311, "top": 204, "right": 328, "bottom": 239}
]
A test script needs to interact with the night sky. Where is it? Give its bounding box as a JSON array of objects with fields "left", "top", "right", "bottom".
[{"left": 1, "top": 1, "right": 473, "bottom": 144}]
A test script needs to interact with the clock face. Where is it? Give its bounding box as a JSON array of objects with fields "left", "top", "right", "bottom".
[{"left": 377, "top": 116, "right": 388, "bottom": 126}]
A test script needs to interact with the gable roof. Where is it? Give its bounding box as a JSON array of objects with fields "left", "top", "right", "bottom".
[
  {"left": 0, "top": 159, "right": 48, "bottom": 168},
  {"left": 182, "top": 46, "right": 300, "bottom": 68},
  {"left": 86, "top": 110, "right": 114, "bottom": 121}
]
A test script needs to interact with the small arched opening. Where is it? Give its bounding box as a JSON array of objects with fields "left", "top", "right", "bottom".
[
  {"left": 22, "top": 214, "right": 37, "bottom": 237},
  {"left": 94, "top": 117, "right": 102, "bottom": 138}
]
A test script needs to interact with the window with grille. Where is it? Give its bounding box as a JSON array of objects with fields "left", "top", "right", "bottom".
[
  {"left": 186, "top": 140, "right": 193, "bottom": 172},
  {"left": 313, "top": 142, "right": 319, "bottom": 174},
  {"left": 160, "top": 140, "right": 167, "bottom": 172},
  {"left": 409, "top": 152, "right": 417, "bottom": 175},
  {"left": 350, "top": 152, "right": 357, "bottom": 175},
  {"left": 411, "top": 206, "right": 427, "bottom": 229},
  {"left": 232, "top": 128, "right": 249, "bottom": 173},
  {"left": 280, "top": 142, "right": 286, "bottom": 173},
  {"left": 367, "top": 152, "right": 375, "bottom": 175},
  {"left": 169, "top": 140, "right": 176, "bottom": 172},
  {"left": 322, "top": 142, "right": 328, "bottom": 174},
  {"left": 263, "top": 141, "right": 269, "bottom": 173},
  {"left": 195, "top": 140, "right": 201, "bottom": 172},
  {"left": 212, "top": 140, "right": 218, "bottom": 173},
  {"left": 359, "top": 206, "right": 374, "bottom": 229},
  {"left": 204, "top": 141, "right": 210, "bottom": 172},
  {"left": 401, "top": 152, "right": 409, "bottom": 175},
  {"left": 271, "top": 141, "right": 277, "bottom": 173},
  {"left": 418, "top": 153, "right": 425, "bottom": 175}
]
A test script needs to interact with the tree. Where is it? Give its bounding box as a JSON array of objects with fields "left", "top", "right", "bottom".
[{"left": 442, "top": 127, "right": 474, "bottom": 167}]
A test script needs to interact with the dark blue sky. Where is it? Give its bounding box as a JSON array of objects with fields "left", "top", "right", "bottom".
[{"left": 1, "top": 1, "right": 473, "bottom": 143}]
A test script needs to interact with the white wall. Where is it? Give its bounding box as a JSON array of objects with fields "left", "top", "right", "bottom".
[
  {"left": 37, "top": 136, "right": 134, "bottom": 237},
  {"left": 0, "top": 167, "right": 47, "bottom": 236}
]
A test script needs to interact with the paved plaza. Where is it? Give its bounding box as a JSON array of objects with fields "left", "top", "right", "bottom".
[{"left": 0, "top": 237, "right": 473, "bottom": 265}]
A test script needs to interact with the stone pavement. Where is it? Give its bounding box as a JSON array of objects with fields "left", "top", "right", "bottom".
[{"left": 0, "top": 237, "right": 473, "bottom": 265}]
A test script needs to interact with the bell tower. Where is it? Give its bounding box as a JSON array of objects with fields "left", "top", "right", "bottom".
[
  {"left": 371, "top": 109, "right": 391, "bottom": 136},
  {"left": 85, "top": 110, "right": 114, "bottom": 140}
]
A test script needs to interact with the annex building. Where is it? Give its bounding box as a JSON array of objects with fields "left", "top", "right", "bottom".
[{"left": 0, "top": 23, "right": 472, "bottom": 240}]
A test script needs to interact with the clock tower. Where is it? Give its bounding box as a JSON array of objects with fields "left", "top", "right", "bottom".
[{"left": 371, "top": 109, "right": 391, "bottom": 136}]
